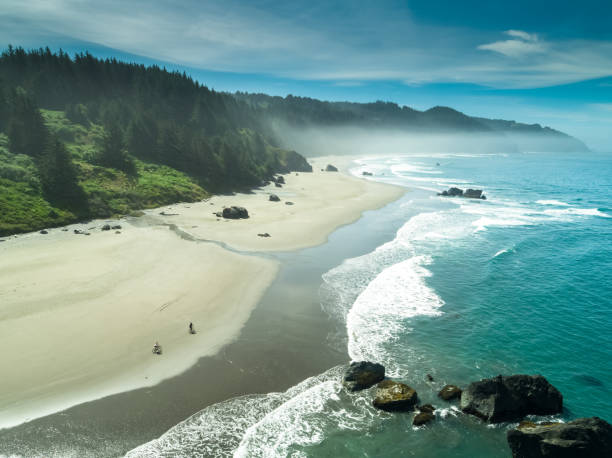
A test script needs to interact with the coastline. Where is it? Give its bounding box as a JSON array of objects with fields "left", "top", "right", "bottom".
[{"left": 0, "top": 157, "right": 405, "bottom": 432}]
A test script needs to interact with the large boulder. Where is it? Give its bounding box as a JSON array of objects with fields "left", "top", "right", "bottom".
[
  {"left": 413, "top": 411, "right": 435, "bottom": 426},
  {"left": 464, "top": 189, "right": 484, "bottom": 199},
  {"left": 461, "top": 375, "right": 563, "bottom": 423},
  {"left": 438, "top": 384, "right": 462, "bottom": 401},
  {"left": 507, "top": 417, "right": 612, "bottom": 458},
  {"left": 342, "top": 361, "right": 385, "bottom": 392},
  {"left": 269, "top": 194, "right": 280, "bottom": 202},
  {"left": 372, "top": 380, "right": 418, "bottom": 412},
  {"left": 222, "top": 206, "right": 249, "bottom": 219},
  {"left": 438, "top": 187, "right": 486, "bottom": 199},
  {"left": 276, "top": 175, "right": 285, "bottom": 184},
  {"left": 325, "top": 164, "right": 338, "bottom": 172}
]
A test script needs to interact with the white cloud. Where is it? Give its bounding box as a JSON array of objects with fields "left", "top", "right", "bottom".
[
  {"left": 505, "top": 29, "right": 538, "bottom": 42},
  {"left": 0, "top": 2, "right": 611, "bottom": 90},
  {"left": 478, "top": 29, "right": 546, "bottom": 57}
]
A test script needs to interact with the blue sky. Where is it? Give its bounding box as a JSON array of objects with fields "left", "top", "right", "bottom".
[{"left": 1, "top": 0, "right": 611, "bottom": 150}]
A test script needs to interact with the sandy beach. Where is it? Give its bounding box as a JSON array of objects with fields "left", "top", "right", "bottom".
[{"left": 0, "top": 158, "right": 404, "bottom": 430}]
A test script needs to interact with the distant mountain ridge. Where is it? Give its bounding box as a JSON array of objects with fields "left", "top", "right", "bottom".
[{"left": 233, "top": 93, "right": 589, "bottom": 153}]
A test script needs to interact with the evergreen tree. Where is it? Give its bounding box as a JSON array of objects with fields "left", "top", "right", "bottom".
[
  {"left": 38, "top": 136, "right": 87, "bottom": 211},
  {"left": 98, "top": 122, "right": 136, "bottom": 175},
  {"left": 7, "top": 87, "right": 48, "bottom": 156}
]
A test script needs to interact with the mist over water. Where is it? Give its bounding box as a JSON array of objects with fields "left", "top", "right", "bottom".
[
  {"left": 269, "top": 121, "right": 587, "bottom": 156},
  {"left": 128, "top": 151, "right": 612, "bottom": 457}
]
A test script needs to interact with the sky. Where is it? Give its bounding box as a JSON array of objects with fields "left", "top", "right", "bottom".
[{"left": 1, "top": 0, "right": 611, "bottom": 150}]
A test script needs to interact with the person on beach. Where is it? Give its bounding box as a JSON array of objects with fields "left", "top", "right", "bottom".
[
  {"left": 189, "top": 322, "right": 195, "bottom": 334},
  {"left": 153, "top": 341, "right": 161, "bottom": 354}
]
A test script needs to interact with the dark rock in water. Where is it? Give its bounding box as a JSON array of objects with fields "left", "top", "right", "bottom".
[
  {"left": 275, "top": 182, "right": 282, "bottom": 188},
  {"left": 61, "top": 228, "right": 68, "bottom": 231},
  {"left": 325, "top": 164, "right": 338, "bottom": 172},
  {"left": 413, "top": 411, "right": 435, "bottom": 426},
  {"left": 112, "top": 225, "right": 122, "bottom": 230},
  {"left": 160, "top": 211, "right": 179, "bottom": 216},
  {"left": 464, "top": 189, "right": 484, "bottom": 199},
  {"left": 257, "top": 233, "right": 271, "bottom": 238},
  {"left": 436, "top": 162, "right": 440, "bottom": 166},
  {"left": 461, "top": 374, "right": 563, "bottom": 423},
  {"left": 222, "top": 206, "right": 249, "bottom": 219},
  {"left": 362, "top": 171, "right": 373, "bottom": 176},
  {"left": 438, "top": 187, "right": 486, "bottom": 200},
  {"left": 73, "top": 229, "right": 82, "bottom": 234},
  {"left": 285, "top": 201, "right": 294, "bottom": 205},
  {"left": 342, "top": 361, "right": 385, "bottom": 392},
  {"left": 426, "top": 374, "right": 434, "bottom": 382},
  {"left": 276, "top": 175, "right": 285, "bottom": 184},
  {"left": 101, "top": 224, "right": 111, "bottom": 231},
  {"left": 438, "top": 385, "right": 462, "bottom": 401},
  {"left": 507, "top": 417, "right": 612, "bottom": 458},
  {"left": 39, "top": 230, "right": 48, "bottom": 234},
  {"left": 373, "top": 380, "right": 419, "bottom": 412},
  {"left": 269, "top": 194, "right": 280, "bottom": 202},
  {"left": 418, "top": 404, "right": 436, "bottom": 413}
]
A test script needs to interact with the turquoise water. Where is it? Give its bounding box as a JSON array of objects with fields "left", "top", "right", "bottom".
[{"left": 129, "top": 152, "right": 612, "bottom": 457}]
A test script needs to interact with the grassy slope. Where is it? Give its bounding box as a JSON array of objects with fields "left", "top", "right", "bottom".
[{"left": 0, "top": 111, "right": 208, "bottom": 236}]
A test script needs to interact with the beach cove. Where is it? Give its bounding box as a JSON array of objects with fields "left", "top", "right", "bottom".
[{"left": 0, "top": 157, "right": 405, "bottom": 433}]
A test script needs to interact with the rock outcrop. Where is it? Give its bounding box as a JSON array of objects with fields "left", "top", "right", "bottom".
[
  {"left": 276, "top": 176, "right": 285, "bottom": 184},
  {"left": 438, "top": 187, "right": 486, "bottom": 200},
  {"left": 362, "top": 171, "right": 373, "bottom": 176},
  {"left": 222, "top": 206, "right": 249, "bottom": 219},
  {"left": 507, "top": 417, "right": 612, "bottom": 458},
  {"left": 325, "top": 164, "right": 338, "bottom": 172},
  {"left": 269, "top": 194, "right": 280, "bottom": 202},
  {"left": 342, "top": 361, "right": 385, "bottom": 392},
  {"left": 413, "top": 411, "right": 435, "bottom": 426},
  {"left": 461, "top": 375, "right": 563, "bottom": 423},
  {"left": 101, "top": 224, "right": 111, "bottom": 231},
  {"left": 372, "top": 380, "right": 418, "bottom": 412},
  {"left": 438, "top": 384, "right": 462, "bottom": 401}
]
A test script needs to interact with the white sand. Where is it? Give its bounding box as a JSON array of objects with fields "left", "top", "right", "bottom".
[
  {"left": 148, "top": 157, "right": 405, "bottom": 252},
  {"left": 0, "top": 159, "right": 405, "bottom": 429}
]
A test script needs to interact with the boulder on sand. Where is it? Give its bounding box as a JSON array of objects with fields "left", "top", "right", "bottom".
[
  {"left": 373, "top": 379, "right": 419, "bottom": 412},
  {"left": 276, "top": 175, "right": 285, "bottom": 184},
  {"left": 101, "top": 224, "right": 111, "bottom": 231},
  {"left": 507, "top": 417, "right": 612, "bottom": 458},
  {"left": 269, "top": 194, "right": 280, "bottom": 202},
  {"left": 342, "top": 361, "right": 385, "bottom": 392},
  {"left": 325, "top": 164, "right": 338, "bottom": 172},
  {"left": 438, "top": 384, "right": 462, "bottom": 401},
  {"left": 461, "top": 374, "right": 563, "bottom": 423},
  {"left": 222, "top": 206, "right": 249, "bottom": 219}
]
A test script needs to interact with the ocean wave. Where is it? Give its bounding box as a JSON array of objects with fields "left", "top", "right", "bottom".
[
  {"left": 536, "top": 199, "right": 571, "bottom": 206},
  {"left": 126, "top": 367, "right": 346, "bottom": 458},
  {"left": 346, "top": 256, "right": 444, "bottom": 376},
  {"left": 543, "top": 207, "right": 611, "bottom": 218}
]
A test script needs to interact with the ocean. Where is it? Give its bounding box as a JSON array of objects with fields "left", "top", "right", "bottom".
[{"left": 127, "top": 151, "right": 612, "bottom": 457}]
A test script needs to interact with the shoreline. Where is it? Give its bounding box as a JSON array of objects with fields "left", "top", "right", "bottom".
[{"left": 0, "top": 157, "right": 406, "bottom": 432}]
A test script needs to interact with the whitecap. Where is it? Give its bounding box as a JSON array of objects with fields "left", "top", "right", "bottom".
[{"left": 536, "top": 199, "right": 571, "bottom": 206}]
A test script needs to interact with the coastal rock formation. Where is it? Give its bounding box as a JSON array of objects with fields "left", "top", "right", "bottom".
[
  {"left": 276, "top": 176, "right": 285, "bottom": 184},
  {"left": 222, "top": 206, "right": 249, "bottom": 219},
  {"left": 285, "top": 201, "right": 294, "bottom": 205},
  {"left": 413, "top": 411, "right": 435, "bottom": 426},
  {"left": 269, "top": 194, "right": 280, "bottom": 202},
  {"left": 438, "top": 384, "right": 462, "bottom": 401},
  {"left": 362, "top": 171, "right": 373, "bottom": 176},
  {"left": 461, "top": 375, "right": 563, "bottom": 423},
  {"left": 275, "top": 182, "right": 282, "bottom": 188},
  {"left": 342, "top": 361, "right": 385, "bottom": 392},
  {"left": 507, "top": 417, "right": 612, "bottom": 458},
  {"left": 418, "top": 404, "right": 436, "bottom": 414},
  {"left": 257, "top": 233, "right": 271, "bottom": 237},
  {"left": 438, "top": 187, "right": 486, "bottom": 200},
  {"left": 101, "top": 224, "right": 111, "bottom": 231},
  {"left": 39, "top": 230, "right": 48, "bottom": 234},
  {"left": 372, "top": 380, "right": 419, "bottom": 412},
  {"left": 112, "top": 225, "right": 122, "bottom": 230},
  {"left": 325, "top": 164, "right": 338, "bottom": 172}
]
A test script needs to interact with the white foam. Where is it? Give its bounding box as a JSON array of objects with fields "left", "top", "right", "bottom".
[
  {"left": 536, "top": 199, "right": 571, "bottom": 206},
  {"left": 346, "top": 256, "right": 444, "bottom": 376},
  {"left": 543, "top": 207, "right": 610, "bottom": 218}
]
